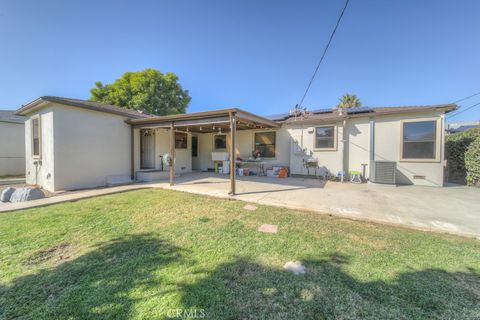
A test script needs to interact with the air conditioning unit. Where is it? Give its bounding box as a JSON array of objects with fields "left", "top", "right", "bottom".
[{"left": 370, "top": 161, "right": 396, "bottom": 184}]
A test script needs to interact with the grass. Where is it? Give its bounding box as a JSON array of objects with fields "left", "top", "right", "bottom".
[
  {"left": 0, "top": 175, "right": 24, "bottom": 180},
  {"left": 0, "top": 189, "right": 479, "bottom": 319}
]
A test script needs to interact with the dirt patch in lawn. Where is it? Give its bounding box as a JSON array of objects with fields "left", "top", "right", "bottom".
[{"left": 26, "top": 243, "right": 74, "bottom": 265}]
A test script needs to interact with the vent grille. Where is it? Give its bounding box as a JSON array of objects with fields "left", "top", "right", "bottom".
[{"left": 370, "top": 161, "right": 396, "bottom": 184}]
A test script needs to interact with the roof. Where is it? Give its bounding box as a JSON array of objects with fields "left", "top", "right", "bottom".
[
  {"left": 15, "top": 96, "right": 153, "bottom": 119},
  {"left": 275, "top": 104, "right": 457, "bottom": 124},
  {"left": 0, "top": 110, "right": 26, "bottom": 124},
  {"left": 128, "top": 108, "right": 279, "bottom": 132}
]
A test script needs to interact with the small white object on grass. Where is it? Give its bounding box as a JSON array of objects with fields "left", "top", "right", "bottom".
[
  {"left": 243, "top": 204, "right": 258, "bottom": 211},
  {"left": 283, "top": 261, "right": 306, "bottom": 275},
  {"left": 258, "top": 224, "right": 278, "bottom": 233}
]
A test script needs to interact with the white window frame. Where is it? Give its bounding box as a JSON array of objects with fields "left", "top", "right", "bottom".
[
  {"left": 400, "top": 118, "right": 441, "bottom": 162},
  {"left": 175, "top": 131, "right": 188, "bottom": 149},
  {"left": 31, "top": 115, "right": 41, "bottom": 159},
  {"left": 253, "top": 130, "right": 277, "bottom": 159},
  {"left": 314, "top": 125, "right": 337, "bottom": 151},
  {"left": 213, "top": 134, "right": 228, "bottom": 151}
]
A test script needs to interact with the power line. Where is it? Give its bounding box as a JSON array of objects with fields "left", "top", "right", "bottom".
[
  {"left": 298, "top": 0, "right": 350, "bottom": 108},
  {"left": 447, "top": 101, "right": 480, "bottom": 119},
  {"left": 453, "top": 91, "right": 480, "bottom": 104}
]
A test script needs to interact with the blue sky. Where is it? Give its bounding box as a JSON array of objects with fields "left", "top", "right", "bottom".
[{"left": 0, "top": 0, "right": 479, "bottom": 122}]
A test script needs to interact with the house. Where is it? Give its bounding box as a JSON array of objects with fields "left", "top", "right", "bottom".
[
  {"left": 446, "top": 120, "right": 479, "bottom": 134},
  {"left": 14, "top": 96, "right": 456, "bottom": 192},
  {"left": 0, "top": 110, "right": 26, "bottom": 176}
]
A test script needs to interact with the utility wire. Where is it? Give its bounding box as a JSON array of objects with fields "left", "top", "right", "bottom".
[
  {"left": 453, "top": 91, "right": 480, "bottom": 104},
  {"left": 298, "top": 0, "right": 350, "bottom": 108},
  {"left": 447, "top": 101, "right": 480, "bottom": 119}
]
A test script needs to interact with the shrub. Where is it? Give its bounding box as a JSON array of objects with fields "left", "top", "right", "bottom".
[
  {"left": 465, "top": 137, "right": 480, "bottom": 186},
  {"left": 445, "top": 128, "right": 480, "bottom": 183}
]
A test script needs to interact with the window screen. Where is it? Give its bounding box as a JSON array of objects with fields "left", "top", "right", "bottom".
[
  {"left": 175, "top": 132, "right": 188, "bottom": 149},
  {"left": 32, "top": 118, "right": 40, "bottom": 157},
  {"left": 254, "top": 132, "right": 276, "bottom": 158},
  {"left": 402, "top": 121, "right": 436, "bottom": 159},
  {"left": 214, "top": 134, "right": 227, "bottom": 149},
  {"left": 315, "top": 126, "right": 335, "bottom": 149}
]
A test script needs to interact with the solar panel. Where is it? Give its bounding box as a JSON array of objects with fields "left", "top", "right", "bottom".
[
  {"left": 346, "top": 107, "right": 374, "bottom": 114},
  {"left": 310, "top": 108, "right": 334, "bottom": 114},
  {"left": 265, "top": 113, "right": 290, "bottom": 121}
]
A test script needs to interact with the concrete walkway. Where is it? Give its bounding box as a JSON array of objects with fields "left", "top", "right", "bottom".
[{"left": 1, "top": 172, "right": 479, "bottom": 237}]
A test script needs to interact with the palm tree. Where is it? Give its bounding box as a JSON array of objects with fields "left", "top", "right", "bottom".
[{"left": 338, "top": 94, "right": 361, "bottom": 109}]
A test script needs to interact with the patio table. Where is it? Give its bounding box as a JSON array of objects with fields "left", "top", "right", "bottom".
[{"left": 239, "top": 160, "right": 267, "bottom": 176}]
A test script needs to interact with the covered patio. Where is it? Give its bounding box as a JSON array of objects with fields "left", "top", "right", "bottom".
[{"left": 128, "top": 108, "right": 280, "bottom": 195}]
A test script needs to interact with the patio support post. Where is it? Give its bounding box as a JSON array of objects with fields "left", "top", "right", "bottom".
[
  {"left": 229, "top": 112, "right": 237, "bottom": 195},
  {"left": 170, "top": 122, "right": 175, "bottom": 186},
  {"left": 130, "top": 126, "right": 135, "bottom": 180}
]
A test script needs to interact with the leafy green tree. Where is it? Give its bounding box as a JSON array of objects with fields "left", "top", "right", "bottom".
[
  {"left": 338, "top": 94, "right": 362, "bottom": 109},
  {"left": 90, "top": 69, "right": 191, "bottom": 115}
]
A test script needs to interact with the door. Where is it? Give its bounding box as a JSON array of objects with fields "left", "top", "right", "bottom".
[
  {"left": 191, "top": 135, "right": 200, "bottom": 170},
  {"left": 140, "top": 129, "right": 155, "bottom": 169}
]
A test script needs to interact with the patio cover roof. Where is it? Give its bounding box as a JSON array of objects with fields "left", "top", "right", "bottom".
[{"left": 127, "top": 108, "right": 279, "bottom": 132}]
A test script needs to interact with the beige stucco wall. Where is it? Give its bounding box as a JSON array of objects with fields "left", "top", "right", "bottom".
[
  {"left": 282, "top": 110, "right": 445, "bottom": 186},
  {"left": 0, "top": 121, "right": 25, "bottom": 176},
  {"left": 374, "top": 111, "right": 445, "bottom": 186},
  {"left": 346, "top": 118, "right": 371, "bottom": 178},
  {"left": 25, "top": 103, "right": 132, "bottom": 191},
  {"left": 286, "top": 121, "right": 344, "bottom": 176},
  {"left": 25, "top": 107, "right": 55, "bottom": 191},
  {"left": 52, "top": 104, "right": 132, "bottom": 191}
]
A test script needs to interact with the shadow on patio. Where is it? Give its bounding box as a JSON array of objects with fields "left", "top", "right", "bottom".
[{"left": 171, "top": 171, "right": 327, "bottom": 196}]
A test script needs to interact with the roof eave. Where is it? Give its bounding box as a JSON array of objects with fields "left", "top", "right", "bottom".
[
  {"left": 15, "top": 96, "right": 148, "bottom": 119},
  {"left": 127, "top": 108, "right": 279, "bottom": 128}
]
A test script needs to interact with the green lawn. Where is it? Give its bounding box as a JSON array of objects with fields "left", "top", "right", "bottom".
[{"left": 0, "top": 189, "right": 479, "bottom": 319}]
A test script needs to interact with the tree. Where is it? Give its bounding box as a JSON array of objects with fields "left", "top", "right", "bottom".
[
  {"left": 338, "top": 94, "right": 361, "bottom": 109},
  {"left": 90, "top": 69, "right": 191, "bottom": 115}
]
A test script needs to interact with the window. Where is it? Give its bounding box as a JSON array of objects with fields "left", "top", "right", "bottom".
[
  {"left": 191, "top": 136, "right": 198, "bottom": 157},
  {"left": 402, "top": 120, "right": 437, "bottom": 160},
  {"left": 254, "top": 131, "right": 276, "bottom": 158},
  {"left": 31, "top": 116, "right": 41, "bottom": 157},
  {"left": 175, "top": 132, "right": 188, "bottom": 149},
  {"left": 214, "top": 134, "right": 227, "bottom": 150},
  {"left": 315, "top": 126, "right": 335, "bottom": 149},
  {"left": 140, "top": 129, "right": 155, "bottom": 169}
]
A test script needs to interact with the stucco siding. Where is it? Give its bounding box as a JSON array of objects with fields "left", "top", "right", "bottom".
[
  {"left": 0, "top": 121, "right": 25, "bottom": 176},
  {"left": 287, "top": 121, "right": 344, "bottom": 176},
  {"left": 52, "top": 104, "right": 132, "bottom": 191},
  {"left": 25, "top": 107, "right": 55, "bottom": 191},
  {"left": 346, "top": 118, "right": 370, "bottom": 177},
  {"left": 374, "top": 111, "right": 445, "bottom": 186}
]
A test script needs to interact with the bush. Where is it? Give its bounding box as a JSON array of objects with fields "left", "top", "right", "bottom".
[
  {"left": 445, "top": 128, "right": 480, "bottom": 183},
  {"left": 465, "top": 137, "right": 480, "bottom": 186}
]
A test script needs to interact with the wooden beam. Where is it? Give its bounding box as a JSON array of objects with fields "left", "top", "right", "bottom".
[
  {"left": 169, "top": 122, "right": 175, "bottom": 186},
  {"left": 229, "top": 112, "right": 237, "bottom": 195}
]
